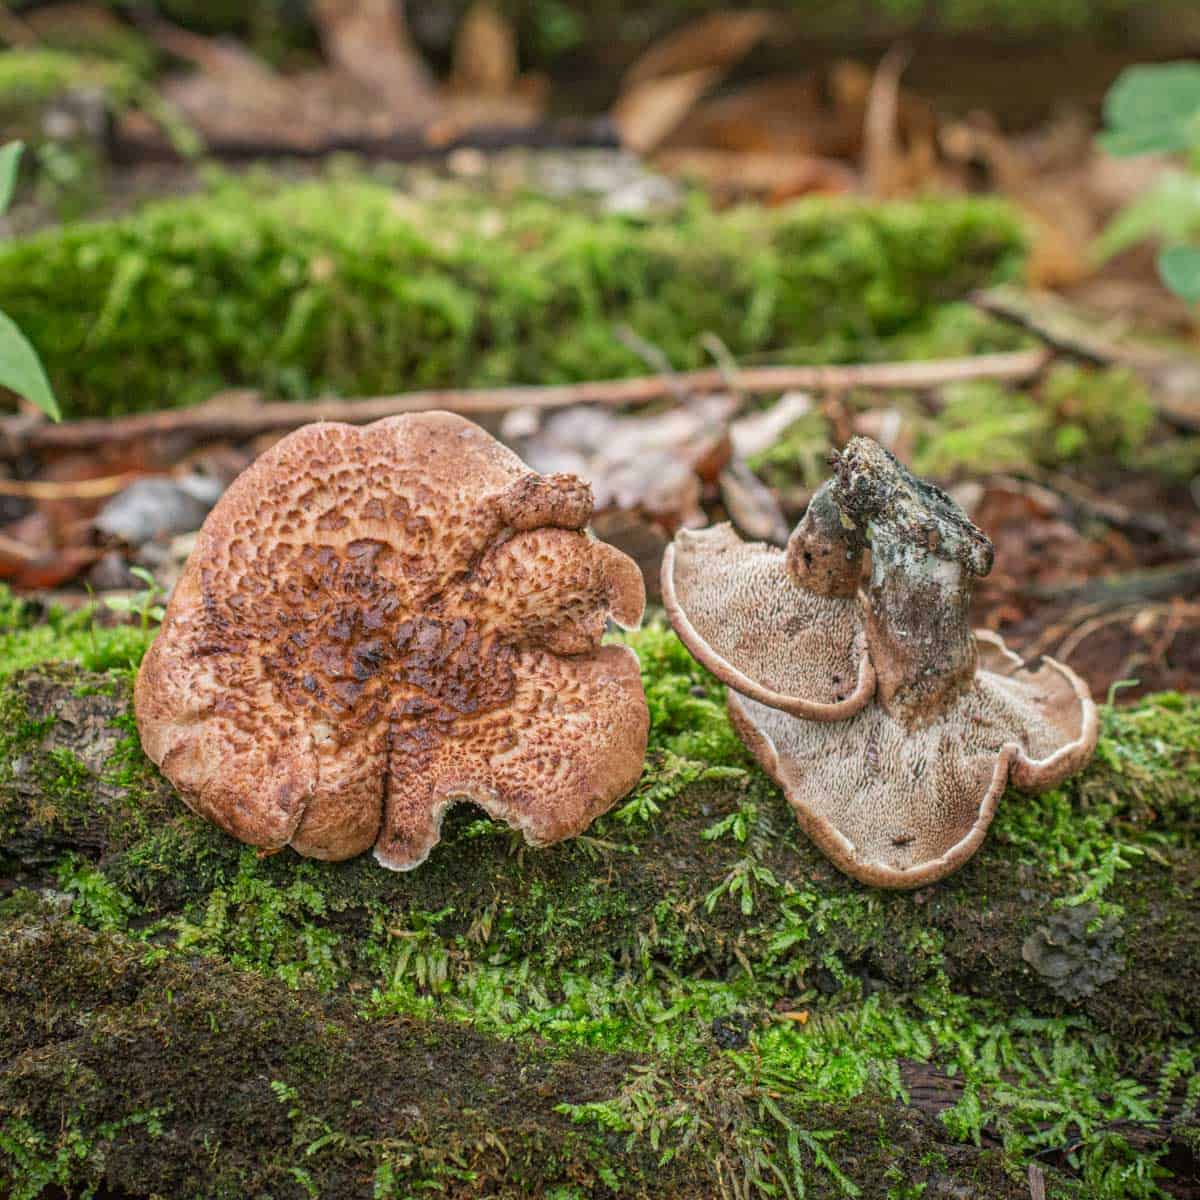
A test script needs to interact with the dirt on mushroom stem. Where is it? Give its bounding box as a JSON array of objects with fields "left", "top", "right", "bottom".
[{"left": 823, "top": 436, "right": 995, "bottom": 724}]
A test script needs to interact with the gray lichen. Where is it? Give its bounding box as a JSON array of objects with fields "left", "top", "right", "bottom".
[{"left": 1021, "top": 903, "right": 1126, "bottom": 1002}]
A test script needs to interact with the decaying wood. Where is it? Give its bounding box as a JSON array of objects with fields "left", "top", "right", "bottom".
[
  {"left": 1031, "top": 559, "right": 1200, "bottom": 607},
  {"left": 973, "top": 285, "right": 1200, "bottom": 431},
  {"left": 110, "top": 114, "right": 619, "bottom": 164},
  {"left": 3, "top": 665, "right": 1195, "bottom": 1045},
  {"left": 0, "top": 349, "right": 1051, "bottom": 455}
]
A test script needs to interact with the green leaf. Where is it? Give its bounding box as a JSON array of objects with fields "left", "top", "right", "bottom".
[
  {"left": 0, "top": 309, "right": 61, "bottom": 421},
  {"left": 1099, "top": 63, "right": 1200, "bottom": 157},
  {"left": 1094, "top": 170, "right": 1200, "bottom": 262},
  {"left": 1158, "top": 243, "right": 1200, "bottom": 304},
  {"left": 0, "top": 141, "right": 23, "bottom": 216}
]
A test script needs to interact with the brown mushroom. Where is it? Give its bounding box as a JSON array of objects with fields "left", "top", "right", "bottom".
[
  {"left": 135, "top": 412, "right": 649, "bottom": 871},
  {"left": 667, "top": 437, "right": 1098, "bottom": 888}
]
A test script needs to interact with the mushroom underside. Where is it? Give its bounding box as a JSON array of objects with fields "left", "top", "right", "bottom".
[
  {"left": 728, "top": 652, "right": 1097, "bottom": 888},
  {"left": 662, "top": 524, "right": 874, "bottom": 719}
]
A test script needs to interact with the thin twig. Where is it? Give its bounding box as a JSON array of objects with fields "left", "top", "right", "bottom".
[
  {"left": 0, "top": 472, "right": 142, "bottom": 500},
  {"left": 0, "top": 349, "right": 1051, "bottom": 455}
]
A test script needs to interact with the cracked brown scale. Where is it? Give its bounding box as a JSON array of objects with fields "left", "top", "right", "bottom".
[{"left": 135, "top": 413, "right": 648, "bottom": 871}]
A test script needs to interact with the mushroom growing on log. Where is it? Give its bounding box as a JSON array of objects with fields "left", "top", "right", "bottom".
[
  {"left": 135, "top": 412, "right": 649, "bottom": 870},
  {"left": 664, "top": 436, "right": 1098, "bottom": 888}
]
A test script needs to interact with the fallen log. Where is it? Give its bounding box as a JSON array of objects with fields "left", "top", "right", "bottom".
[
  {"left": 0, "top": 918, "right": 1043, "bottom": 1200},
  {"left": 1, "top": 646, "right": 1196, "bottom": 1197},
  {"left": 1, "top": 661, "right": 1195, "bottom": 1045}
]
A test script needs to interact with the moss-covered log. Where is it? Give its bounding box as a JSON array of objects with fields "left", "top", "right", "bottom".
[
  {"left": 0, "top": 916, "right": 1051, "bottom": 1200},
  {"left": 1, "top": 646, "right": 1196, "bottom": 1044},
  {"left": 1, "top": 621, "right": 1197, "bottom": 1198},
  {"left": 0, "top": 180, "right": 1025, "bottom": 418}
]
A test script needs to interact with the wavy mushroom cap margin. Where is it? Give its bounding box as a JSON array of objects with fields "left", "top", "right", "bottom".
[
  {"left": 135, "top": 412, "right": 650, "bottom": 872},
  {"left": 664, "top": 437, "right": 1098, "bottom": 888}
]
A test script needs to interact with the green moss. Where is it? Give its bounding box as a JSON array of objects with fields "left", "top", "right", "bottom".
[
  {"left": 0, "top": 178, "right": 1024, "bottom": 418},
  {"left": 1, "top": 626, "right": 1197, "bottom": 1196},
  {"left": 0, "top": 49, "right": 138, "bottom": 115},
  {"left": 749, "top": 362, "right": 1163, "bottom": 495},
  {"left": 20, "top": 25, "right": 159, "bottom": 81},
  {"left": 0, "top": 587, "right": 153, "bottom": 683},
  {"left": 914, "top": 364, "right": 1158, "bottom": 478}
]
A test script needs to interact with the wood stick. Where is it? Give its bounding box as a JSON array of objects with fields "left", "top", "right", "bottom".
[
  {"left": 0, "top": 471, "right": 142, "bottom": 500},
  {"left": 110, "top": 116, "right": 621, "bottom": 165},
  {"left": 0, "top": 349, "right": 1051, "bottom": 454}
]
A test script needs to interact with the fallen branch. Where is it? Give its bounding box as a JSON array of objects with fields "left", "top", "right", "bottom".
[
  {"left": 110, "top": 115, "right": 620, "bottom": 165},
  {"left": 973, "top": 286, "right": 1200, "bottom": 432},
  {"left": 1029, "top": 469, "right": 1200, "bottom": 556},
  {"left": 0, "top": 349, "right": 1051, "bottom": 454}
]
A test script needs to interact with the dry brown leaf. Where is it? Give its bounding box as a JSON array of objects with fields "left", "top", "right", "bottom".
[
  {"left": 662, "top": 75, "right": 862, "bottom": 159},
  {"left": 451, "top": 0, "right": 518, "bottom": 96},
  {"left": 311, "top": 0, "right": 437, "bottom": 120},
  {"left": 729, "top": 392, "right": 814, "bottom": 459},
  {"left": 622, "top": 10, "right": 772, "bottom": 88},
  {"left": 1024, "top": 203, "right": 1094, "bottom": 289},
  {"left": 613, "top": 67, "right": 722, "bottom": 156},
  {"left": 515, "top": 396, "right": 736, "bottom": 528},
  {"left": 719, "top": 459, "right": 789, "bottom": 544},
  {"left": 940, "top": 117, "right": 1097, "bottom": 287},
  {"left": 862, "top": 44, "right": 910, "bottom": 198}
]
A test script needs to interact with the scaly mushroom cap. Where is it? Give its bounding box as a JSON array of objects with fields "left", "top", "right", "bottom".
[
  {"left": 661, "top": 523, "right": 875, "bottom": 720},
  {"left": 135, "top": 412, "right": 649, "bottom": 871},
  {"left": 728, "top": 633, "right": 1097, "bottom": 888}
]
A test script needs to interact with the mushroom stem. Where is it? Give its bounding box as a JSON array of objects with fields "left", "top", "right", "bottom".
[
  {"left": 784, "top": 482, "right": 866, "bottom": 598},
  {"left": 829, "top": 437, "right": 994, "bottom": 724}
]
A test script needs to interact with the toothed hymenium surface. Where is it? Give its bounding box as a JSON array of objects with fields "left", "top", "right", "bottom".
[
  {"left": 665, "top": 436, "right": 1097, "bottom": 888},
  {"left": 135, "top": 413, "right": 649, "bottom": 870}
]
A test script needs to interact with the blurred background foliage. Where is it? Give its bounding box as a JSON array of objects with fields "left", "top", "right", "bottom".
[{"left": 7, "top": 0, "right": 1196, "bottom": 71}]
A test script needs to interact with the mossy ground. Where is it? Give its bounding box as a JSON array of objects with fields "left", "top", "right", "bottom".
[
  {"left": 0, "top": 602, "right": 1196, "bottom": 1199},
  {"left": 0, "top": 174, "right": 1025, "bottom": 418}
]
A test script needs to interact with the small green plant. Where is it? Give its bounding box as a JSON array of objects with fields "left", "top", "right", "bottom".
[
  {"left": 103, "top": 566, "right": 166, "bottom": 630},
  {"left": 0, "top": 142, "right": 60, "bottom": 420},
  {"left": 1098, "top": 63, "right": 1200, "bottom": 304}
]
